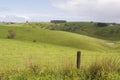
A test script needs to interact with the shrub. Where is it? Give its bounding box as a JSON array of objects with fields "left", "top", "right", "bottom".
[
  {"left": 7, "top": 30, "right": 15, "bottom": 39},
  {"left": 33, "top": 40, "right": 37, "bottom": 42}
]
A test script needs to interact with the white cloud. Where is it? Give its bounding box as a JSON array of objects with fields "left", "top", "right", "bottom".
[
  {"left": 51, "top": 0, "right": 120, "bottom": 22},
  {"left": 1, "top": 0, "right": 120, "bottom": 22},
  {"left": 0, "top": 15, "right": 30, "bottom": 22},
  {"left": 0, "top": 13, "right": 57, "bottom": 22}
]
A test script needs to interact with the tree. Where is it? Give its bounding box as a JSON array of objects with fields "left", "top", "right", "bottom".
[
  {"left": 96, "top": 23, "right": 108, "bottom": 27},
  {"left": 50, "top": 20, "right": 67, "bottom": 24}
]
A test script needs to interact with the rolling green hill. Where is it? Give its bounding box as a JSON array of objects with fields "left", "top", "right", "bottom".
[
  {"left": 18, "top": 22, "right": 120, "bottom": 40},
  {"left": 0, "top": 24, "right": 108, "bottom": 51},
  {"left": 0, "top": 23, "right": 116, "bottom": 70},
  {"left": 0, "top": 23, "right": 120, "bottom": 80}
]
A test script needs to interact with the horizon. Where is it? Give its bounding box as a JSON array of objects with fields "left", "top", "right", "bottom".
[
  {"left": 0, "top": 20, "right": 119, "bottom": 24},
  {"left": 0, "top": 20, "right": 120, "bottom": 24}
]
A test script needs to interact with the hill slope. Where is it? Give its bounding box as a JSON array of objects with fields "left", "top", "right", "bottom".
[
  {"left": 0, "top": 23, "right": 119, "bottom": 72},
  {"left": 0, "top": 39, "right": 78, "bottom": 70},
  {"left": 0, "top": 38, "right": 118, "bottom": 71},
  {"left": 0, "top": 24, "right": 108, "bottom": 51}
]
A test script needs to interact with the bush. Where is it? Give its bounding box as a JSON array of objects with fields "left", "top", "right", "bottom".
[
  {"left": 7, "top": 30, "right": 15, "bottom": 39},
  {"left": 33, "top": 40, "right": 37, "bottom": 42}
]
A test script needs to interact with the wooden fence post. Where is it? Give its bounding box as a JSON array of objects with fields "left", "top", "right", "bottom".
[{"left": 77, "top": 51, "right": 81, "bottom": 69}]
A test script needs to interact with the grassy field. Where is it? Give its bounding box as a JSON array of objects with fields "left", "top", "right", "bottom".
[{"left": 0, "top": 22, "right": 120, "bottom": 80}]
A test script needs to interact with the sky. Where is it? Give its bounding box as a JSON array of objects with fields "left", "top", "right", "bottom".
[{"left": 0, "top": 0, "right": 120, "bottom": 22}]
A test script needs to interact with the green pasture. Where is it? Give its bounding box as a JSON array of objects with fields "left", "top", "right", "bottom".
[{"left": 0, "top": 22, "right": 120, "bottom": 80}]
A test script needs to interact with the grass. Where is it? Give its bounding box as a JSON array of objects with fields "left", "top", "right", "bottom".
[
  {"left": 87, "top": 58, "right": 120, "bottom": 80},
  {"left": 18, "top": 22, "right": 120, "bottom": 40},
  {"left": 0, "top": 39, "right": 117, "bottom": 71},
  {"left": 0, "top": 57, "right": 119, "bottom": 80},
  {"left": 0, "top": 22, "right": 120, "bottom": 79},
  {"left": 0, "top": 24, "right": 108, "bottom": 51},
  {"left": 0, "top": 39, "right": 76, "bottom": 70}
]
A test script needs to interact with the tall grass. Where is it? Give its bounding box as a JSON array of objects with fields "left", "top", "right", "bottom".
[
  {"left": 0, "top": 58, "right": 119, "bottom": 80},
  {"left": 87, "top": 57, "right": 120, "bottom": 80}
]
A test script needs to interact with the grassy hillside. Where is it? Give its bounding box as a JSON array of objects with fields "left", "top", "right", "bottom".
[
  {"left": 0, "top": 39, "right": 120, "bottom": 80},
  {"left": 18, "top": 22, "right": 120, "bottom": 40},
  {"left": 0, "top": 24, "right": 108, "bottom": 51},
  {"left": 0, "top": 39, "right": 76, "bottom": 70},
  {"left": 0, "top": 23, "right": 119, "bottom": 69},
  {"left": 0, "top": 39, "right": 113, "bottom": 70},
  {"left": 0, "top": 23, "right": 120, "bottom": 80}
]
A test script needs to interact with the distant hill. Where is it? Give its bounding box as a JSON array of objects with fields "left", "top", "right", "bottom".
[{"left": 18, "top": 22, "right": 120, "bottom": 40}]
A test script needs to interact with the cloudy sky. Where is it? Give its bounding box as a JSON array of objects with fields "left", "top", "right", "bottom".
[{"left": 0, "top": 0, "right": 120, "bottom": 22}]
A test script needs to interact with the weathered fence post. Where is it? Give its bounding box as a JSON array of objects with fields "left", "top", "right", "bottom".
[{"left": 77, "top": 51, "right": 81, "bottom": 69}]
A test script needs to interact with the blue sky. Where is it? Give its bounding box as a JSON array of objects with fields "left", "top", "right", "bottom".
[
  {"left": 0, "top": 0, "right": 59, "bottom": 13},
  {"left": 0, "top": 0, "right": 120, "bottom": 22},
  {"left": 0, "top": 0, "right": 64, "bottom": 22}
]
